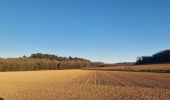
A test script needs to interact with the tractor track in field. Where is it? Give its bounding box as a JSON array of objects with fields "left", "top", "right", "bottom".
[
  {"left": 111, "top": 72, "right": 170, "bottom": 89},
  {"left": 109, "top": 72, "right": 157, "bottom": 88},
  {"left": 70, "top": 70, "right": 170, "bottom": 89}
]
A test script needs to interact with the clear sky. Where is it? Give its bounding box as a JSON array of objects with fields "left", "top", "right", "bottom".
[{"left": 0, "top": 0, "right": 170, "bottom": 63}]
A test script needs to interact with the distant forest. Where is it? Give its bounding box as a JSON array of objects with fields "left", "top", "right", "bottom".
[
  {"left": 1, "top": 50, "right": 170, "bottom": 72},
  {"left": 0, "top": 53, "right": 104, "bottom": 72},
  {"left": 136, "top": 50, "right": 170, "bottom": 65},
  {"left": 30, "top": 53, "right": 90, "bottom": 61}
]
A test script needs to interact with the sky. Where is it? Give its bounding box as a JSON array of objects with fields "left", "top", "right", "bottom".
[{"left": 0, "top": 0, "right": 170, "bottom": 63}]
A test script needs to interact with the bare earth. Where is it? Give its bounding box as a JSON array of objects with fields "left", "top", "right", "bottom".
[{"left": 0, "top": 70, "right": 169, "bottom": 100}]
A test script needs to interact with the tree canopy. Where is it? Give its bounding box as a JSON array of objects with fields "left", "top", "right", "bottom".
[
  {"left": 30, "top": 53, "right": 90, "bottom": 61},
  {"left": 136, "top": 50, "right": 170, "bottom": 65}
]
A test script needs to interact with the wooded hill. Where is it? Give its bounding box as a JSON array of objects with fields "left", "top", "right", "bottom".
[
  {"left": 0, "top": 53, "right": 104, "bottom": 72},
  {"left": 136, "top": 50, "right": 170, "bottom": 65}
]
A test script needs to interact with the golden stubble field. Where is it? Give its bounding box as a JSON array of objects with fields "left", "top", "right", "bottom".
[
  {"left": 0, "top": 70, "right": 169, "bottom": 100},
  {"left": 86, "top": 64, "right": 170, "bottom": 72}
]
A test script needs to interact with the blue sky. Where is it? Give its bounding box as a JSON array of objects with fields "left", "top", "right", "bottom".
[{"left": 0, "top": 0, "right": 170, "bottom": 63}]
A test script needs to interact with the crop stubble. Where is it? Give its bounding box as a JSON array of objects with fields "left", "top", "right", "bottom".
[{"left": 0, "top": 70, "right": 169, "bottom": 100}]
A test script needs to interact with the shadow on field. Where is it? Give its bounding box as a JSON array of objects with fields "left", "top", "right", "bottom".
[{"left": 0, "top": 97, "right": 4, "bottom": 100}]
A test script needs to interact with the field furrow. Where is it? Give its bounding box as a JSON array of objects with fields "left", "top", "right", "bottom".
[{"left": 69, "top": 70, "right": 170, "bottom": 89}]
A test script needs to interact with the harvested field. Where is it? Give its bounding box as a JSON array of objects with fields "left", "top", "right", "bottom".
[
  {"left": 0, "top": 70, "right": 169, "bottom": 100},
  {"left": 86, "top": 64, "right": 170, "bottom": 73}
]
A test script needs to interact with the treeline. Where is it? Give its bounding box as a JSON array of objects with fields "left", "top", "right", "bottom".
[
  {"left": 0, "top": 53, "right": 104, "bottom": 72},
  {"left": 29, "top": 53, "right": 89, "bottom": 61},
  {"left": 136, "top": 50, "right": 170, "bottom": 65}
]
